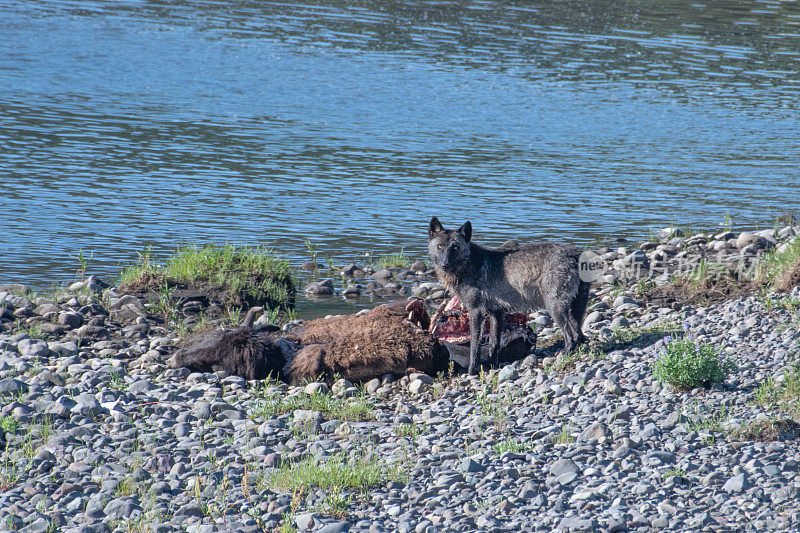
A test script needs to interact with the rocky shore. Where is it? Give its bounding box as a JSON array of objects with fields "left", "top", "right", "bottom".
[{"left": 2, "top": 225, "right": 800, "bottom": 532}]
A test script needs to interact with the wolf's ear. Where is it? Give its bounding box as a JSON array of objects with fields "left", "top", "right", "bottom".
[
  {"left": 429, "top": 217, "right": 444, "bottom": 238},
  {"left": 458, "top": 221, "right": 472, "bottom": 242}
]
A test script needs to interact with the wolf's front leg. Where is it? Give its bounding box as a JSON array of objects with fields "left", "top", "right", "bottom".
[
  {"left": 468, "top": 311, "right": 484, "bottom": 375},
  {"left": 487, "top": 311, "right": 503, "bottom": 367}
]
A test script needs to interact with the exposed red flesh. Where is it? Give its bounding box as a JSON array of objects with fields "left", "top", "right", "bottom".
[{"left": 428, "top": 296, "right": 535, "bottom": 346}]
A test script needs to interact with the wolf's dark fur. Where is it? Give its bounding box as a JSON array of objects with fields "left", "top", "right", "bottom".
[{"left": 428, "top": 217, "right": 590, "bottom": 374}]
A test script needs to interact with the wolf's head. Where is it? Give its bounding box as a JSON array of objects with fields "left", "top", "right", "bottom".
[{"left": 428, "top": 217, "right": 472, "bottom": 273}]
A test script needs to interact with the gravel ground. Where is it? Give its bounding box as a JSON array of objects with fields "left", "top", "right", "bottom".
[{"left": 1, "top": 227, "right": 800, "bottom": 533}]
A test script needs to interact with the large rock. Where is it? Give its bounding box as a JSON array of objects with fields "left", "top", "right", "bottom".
[
  {"left": 0, "top": 377, "right": 28, "bottom": 396},
  {"left": 108, "top": 294, "right": 145, "bottom": 311},
  {"left": 316, "top": 522, "right": 350, "bottom": 533},
  {"left": 70, "top": 393, "right": 106, "bottom": 418},
  {"left": 614, "top": 250, "right": 650, "bottom": 271},
  {"left": 723, "top": 473, "right": 750, "bottom": 493},
  {"left": 645, "top": 450, "right": 677, "bottom": 465},
  {"left": 612, "top": 296, "right": 641, "bottom": 309},
  {"left": 497, "top": 364, "right": 518, "bottom": 383},
  {"left": 371, "top": 269, "right": 393, "bottom": 282},
  {"left": 104, "top": 498, "right": 141, "bottom": 520},
  {"left": 58, "top": 311, "right": 83, "bottom": 329},
  {"left": 579, "top": 422, "right": 611, "bottom": 441},
  {"left": 410, "top": 261, "right": 427, "bottom": 272},
  {"left": 295, "top": 513, "right": 317, "bottom": 531},
  {"left": 736, "top": 232, "right": 773, "bottom": 250},
  {"left": 33, "top": 303, "right": 60, "bottom": 316},
  {"left": 550, "top": 459, "right": 580, "bottom": 477},
  {"left": 331, "top": 378, "right": 354, "bottom": 396},
  {"left": 305, "top": 279, "right": 334, "bottom": 296},
  {"left": 413, "top": 282, "right": 442, "bottom": 298},
  {"left": 408, "top": 378, "right": 429, "bottom": 394},
  {"left": 17, "top": 338, "right": 51, "bottom": 358},
  {"left": 582, "top": 311, "right": 603, "bottom": 330}
]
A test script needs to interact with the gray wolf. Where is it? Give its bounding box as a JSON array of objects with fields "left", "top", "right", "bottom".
[{"left": 428, "top": 217, "right": 590, "bottom": 374}]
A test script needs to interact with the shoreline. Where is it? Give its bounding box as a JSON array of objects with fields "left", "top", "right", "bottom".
[{"left": 1, "top": 224, "right": 800, "bottom": 532}]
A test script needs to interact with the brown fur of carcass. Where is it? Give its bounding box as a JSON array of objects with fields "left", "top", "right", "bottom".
[{"left": 287, "top": 301, "right": 450, "bottom": 382}]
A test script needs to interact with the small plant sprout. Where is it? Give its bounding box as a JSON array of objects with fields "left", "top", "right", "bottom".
[
  {"left": 555, "top": 426, "right": 575, "bottom": 444},
  {"left": 305, "top": 239, "right": 319, "bottom": 265},
  {"left": 74, "top": 248, "right": 93, "bottom": 282},
  {"left": 722, "top": 212, "right": 734, "bottom": 232}
]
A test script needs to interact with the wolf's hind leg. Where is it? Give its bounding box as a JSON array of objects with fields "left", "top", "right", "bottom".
[
  {"left": 570, "top": 283, "right": 591, "bottom": 346},
  {"left": 551, "top": 308, "right": 581, "bottom": 355}
]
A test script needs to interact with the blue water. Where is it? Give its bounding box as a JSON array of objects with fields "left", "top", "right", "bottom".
[{"left": 1, "top": 0, "right": 799, "bottom": 290}]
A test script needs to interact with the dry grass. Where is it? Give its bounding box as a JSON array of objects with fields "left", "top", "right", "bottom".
[{"left": 732, "top": 419, "right": 800, "bottom": 442}]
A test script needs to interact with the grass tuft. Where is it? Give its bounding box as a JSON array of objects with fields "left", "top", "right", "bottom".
[
  {"left": 0, "top": 416, "right": 20, "bottom": 433},
  {"left": 555, "top": 426, "right": 575, "bottom": 444},
  {"left": 752, "top": 363, "right": 800, "bottom": 412},
  {"left": 731, "top": 418, "right": 800, "bottom": 442},
  {"left": 395, "top": 423, "right": 425, "bottom": 441},
  {"left": 549, "top": 344, "right": 606, "bottom": 373},
  {"left": 663, "top": 468, "right": 686, "bottom": 479},
  {"left": 315, "top": 490, "right": 353, "bottom": 518},
  {"left": 16, "top": 324, "right": 49, "bottom": 340},
  {"left": 251, "top": 390, "right": 374, "bottom": 422},
  {"left": 493, "top": 438, "right": 536, "bottom": 455},
  {"left": 760, "top": 237, "right": 800, "bottom": 292},
  {"left": 376, "top": 250, "right": 411, "bottom": 269},
  {"left": 270, "top": 452, "right": 404, "bottom": 494},
  {"left": 652, "top": 336, "right": 736, "bottom": 390}
]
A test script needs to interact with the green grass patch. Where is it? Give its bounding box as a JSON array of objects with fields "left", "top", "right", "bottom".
[
  {"left": 634, "top": 278, "right": 655, "bottom": 299},
  {"left": 601, "top": 321, "right": 680, "bottom": 352},
  {"left": 376, "top": 250, "right": 411, "bottom": 269},
  {"left": 270, "top": 452, "right": 404, "bottom": 494},
  {"left": 752, "top": 363, "right": 800, "bottom": 411},
  {"left": 1, "top": 417, "right": 56, "bottom": 490},
  {"left": 16, "top": 324, "right": 49, "bottom": 340},
  {"left": 315, "top": 490, "right": 353, "bottom": 518},
  {"left": 0, "top": 416, "right": 20, "bottom": 433},
  {"left": 753, "top": 376, "right": 779, "bottom": 407},
  {"left": 475, "top": 369, "right": 514, "bottom": 428},
  {"left": 685, "top": 405, "right": 729, "bottom": 434},
  {"left": 251, "top": 391, "right": 374, "bottom": 422},
  {"left": 548, "top": 344, "right": 606, "bottom": 373},
  {"left": 395, "top": 423, "right": 425, "bottom": 441},
  {"left": 493, "top": 437, "right": 536, "bottom": 455},
  {"left": 114, "top": 477, "right": 137, "bottom": 497},
  {"left": 652, "top": 336, "right": 736, "bottom": 390},
  {"left": 1, "top": 443, "right": 23, "bottom": 490},
  {"left": 555, "top": 426, "right": 575, "bottom": 444},
  {"left": 663, "top": 468, "right": 686, "bottom": 479},
  {"left": 278, "top": 514, "right": 298, "bottom": 533},
  {"left": 118, "top": 243, "right": 295, "bottom": 312}
]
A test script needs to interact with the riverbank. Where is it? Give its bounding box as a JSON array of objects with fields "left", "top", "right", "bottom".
[{"left": 1, "top": 225, "right": 800, "bottom": 532}]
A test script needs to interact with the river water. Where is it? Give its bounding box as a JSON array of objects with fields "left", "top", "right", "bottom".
[{"left": 2, "top": 0, "right": 799, "bottom": 301}]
